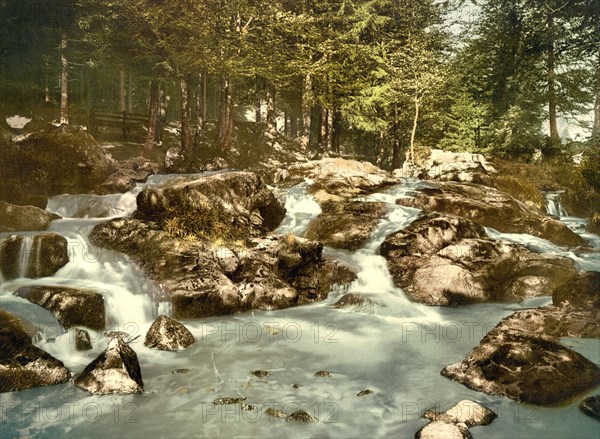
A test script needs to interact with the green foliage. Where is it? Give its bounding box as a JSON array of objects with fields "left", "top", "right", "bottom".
[{"left": 438, "top": 87, "right": 489, "bottom": 152}]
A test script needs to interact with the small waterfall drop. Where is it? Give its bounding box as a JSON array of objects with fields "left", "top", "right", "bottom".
[{"left": 544, "top": 191, "right": 568, "bottom": 218}]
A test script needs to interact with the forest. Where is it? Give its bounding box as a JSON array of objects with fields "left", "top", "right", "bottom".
[{"left": 1, "top": 0, "right": 599, "bottom": 168}]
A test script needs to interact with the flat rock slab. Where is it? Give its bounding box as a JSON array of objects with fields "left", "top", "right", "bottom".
[
  {"left": 15, "top": 285, "right": 105, "bottom": 330},
  {"left": 0, "top": 200, "right": 54, "bottom": 232},
  {"left": 396, "top": 181, "right": 585, "bottom": 247}
]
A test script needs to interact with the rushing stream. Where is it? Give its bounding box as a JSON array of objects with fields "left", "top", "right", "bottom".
[{"left": 0, "top": 177, "right": 599, "bottom": 438}]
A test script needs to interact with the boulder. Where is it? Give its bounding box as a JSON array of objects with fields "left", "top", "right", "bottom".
[
  {"left": 396, "top": 181, "right": 585, "bottom": 247},
  {"left": 75, "top": 328, "right": 93, "bottom": 351},
  {"left": 423, "top": 400, "right": 497, "bottom": 427},
  {"left": 0, "top": 233, "right": 69, "bottom": 280},
  {"left": 415, "top": 421, "right": 471, "bottom": 439},
  {"left": 287, "top": 410, "right": 318, "bottom": 423},
  {"left": 579, "top": 395, "right": 600, "bottom": 421},
  {"left": 90, "top": 220, "right": 357, "bottom": 319},
  {"left": 14, "top": 286, "right": 105, "bottom": 330},
  {"left": 279, "top": 158, "right": 398, "bottom": 198},
  {"left": 0, "top": 125, "right": 115, "bottom": 204},
  {"left": 0, "top": 200, "right": 54, "bottom": 232},
  {"left": 144, "top": 315, "right": 195, "bottom": 351},
  {"left": 305, "top": 201, "right": 389, "bottom": 250},
  {"left": 0, "top": 309, "right": 70, "bottom": 393},
  {"left": 553, "top": 271, "right": 600, "bottom": 309},
  {"left": 399, "top": 149, "right": 497, "bottom": 183},
  {"left": 95, "top": 157, "right": 159, "bottom": 195},
  {"left": 331, "top": 294, "right": 381, "bottom": 313},
  {"left": 381, "top": 213, "right": 577, "bottom": 305},
  {"left": 74, "top": 335, "right": 143, "bottom": 394},
  {"left": 135, "top": 171, "right": 286, "bottom": 239},
  {"left": 442, "top": 306, "right": 600, "bottom": 405}
]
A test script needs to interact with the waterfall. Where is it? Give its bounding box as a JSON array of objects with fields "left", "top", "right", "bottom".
[{"left": 544, "top": 191, "right": 568, "bottom": 218}]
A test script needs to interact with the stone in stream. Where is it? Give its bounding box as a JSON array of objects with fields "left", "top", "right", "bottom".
[
  {"left": 314, "top": 370, "right": 332, "bottom": 377},
  {"left": 74, "top": 335, "right": 143, "bottom": 395},
  {"left": 286, "top": 410, "right": 318, "bottom": 423},
  {"left": 250, "top": 370, "right": 270, "bottom": 378},
  {"left": 423, "top": 400, "right": 497, "bottom": 427},
  {"left": 357, "top": 389, "right": 373, "bottom": 397},
  {"left": 442, "top": 306, "right": 600, "bottom": 405},
  {"left": 331, "top": 293, "right": 382, "bottom": 313},
  {"left": 0, "top": 200, "right": 55, "bottom": 232},
  {"left": 553, "top": 271, "right": 600, "bottom": 309},
  {"left": 0, "top": 233, "right": 69, "bottom": 280},
  {"left": 144, "top": 315, "right": 195, "bottom": 351},
  {"left": 579, "top": 395, "right": 600, "bottom": 421},
  {"left": 381, "top": 213, "right": 577, "bottom": 305},
  {"left": 15, "top": 285, "right": 105, "bottom": 330},
  {"left": 415, "top": 421, "right": 472, "bottom": 439},
  {"left": 395, "top": 181, "right": 585, "bottom": 248},
  {"left": 75, "top": 328, "right": 92, "bottom": 351},
  {"left": 0, "top": 309, "right": 71, "bottom": 393},
  {"left": 305, "top": 201, "right": 390, "bottom": 251}
]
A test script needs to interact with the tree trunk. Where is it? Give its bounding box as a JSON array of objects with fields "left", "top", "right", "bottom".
[
  {"left": 266, "top": 83, "right": 276, "bottom": 135},
  {"left": 118, "top": 64, "right": 126, "bottom": 113},
  {"left": 320, "top": 108, "right": 328, "bottom": 152},
  {"left": 547, "top": 12, "right": 560, "bottom": 143},
  {"left": 180, "top": 75, "right": 191, "bottom": 155},
  {"left": 194, "top": 70, "right": 206, "bottom": 149},
  {"left": 60, "top": 34, "right": 68, "bottom": 125},
  {"left": 142, "top": 80, "right": 160, "bottom": 158},
  {"left": 593, "top": 46, "right": 600, "bottom": 142},
  {"left": 217, "top": 76, "right": 235, "bottom": 151},
  {"left": 326, "top": 109, "right": 333, "bottom": 151},
  {"left": 332, "top": 109, "right": 341, "bottom": 154},
  {"left": 409, "top": 95, "right": 420, "bottom": 162},
  {"left": 255, "top": 76, "right": 262, "bottom": 122},
  {"left": 290, "top": 114, "right": 298, "bottom": 138},
  {"left": 44, "top": 56, "right": 52, "bottom": 103},
  {"left": 127, "top": 72, "right": 133, "bottom": 113},
  {"left": 300, "top": 73, "right": 313, "bottom": 150}
]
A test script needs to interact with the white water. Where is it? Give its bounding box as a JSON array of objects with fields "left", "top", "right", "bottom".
[{"left": 1, "top": 177, "right": 599, "bottom": 439}]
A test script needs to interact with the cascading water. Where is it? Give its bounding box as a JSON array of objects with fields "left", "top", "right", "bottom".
[
  {"left": 1, "top": 176, "right": 599, "bottom": 439},
  {"left": 544, "top": 191, "right": 568, "bottom": 218}
]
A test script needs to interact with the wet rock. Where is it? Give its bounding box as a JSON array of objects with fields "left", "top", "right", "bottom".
[
  {"left": 287, "top": 410, "right": 318, "bottom": 423},
  {"left": 396, "top": 181, "right": 585, "bottom": 247},
  {"left": 75, "top": 329, "right": 92, "bottom": 351},
  {"left": 357, "top": 389, "right": 373, "bottom": 397},
  {"left": 251, "top": 370, "right": 270, "bottom": 378},
  {"left": 314, "top": 370, "right": 332, "bottom": 377},
  {"left": 305, "top": 201, "right": 389, "bottom": 250},
  {"left": 135, "top": 171, "right": 286, "bottom": 239},
  {"left": 423, "top": 400, "right": 497, "bottom": 427},
  {"left": 213, "top": 397, "right": 247, "bottom": 405},
  {"left": 331, "top": 294, "right": 381, "bottom": 313},
  {"left": 402, "top": 149, "right": 497, "bottom": 183},
  {"left": 215, "top": 247, "right": 240, "bottom": 276},
  {"left": 281, "top": 158, "right": 398, "bottom": 198},
  {"left": 553, "top": 271, "right": 600, "bottom": 309},
  {"left": 0, "top": 200, "right": 54, "bottom": 232},
  {"left": 1, "top": 233, "right": 69, "bottom": 280},
  {"left": 74, "top": 336, "right": 143, "bottom": 395},
  {"left": 172, "top": 368, "right": 191, "bottom": 374},
  {"left": 266, "top": 407, "right": 289, "bottom": 419},
  {"left": 442, "top": 307, "right": 600, "bottom": 405},
  {"left": 381, "top": 213, "right": 577, "bottom": 305},
  {"left": 579, "top": 395, "right": 600, "bottom": 421},
  {"left": 95, "top": 157, "right": 158, "bottom": 195},
  {"left": 1, "top": 125, "right": 115, "bottom": 204},
  {"left": 415, "top": 421, "right": 472, "bottom": 439},
  {"left": 144, "top": 315, "right": 195, "bottom": 351},
  {"left": 15, "top": 285, "right": 105, "bottom": 330},
  {"left": 0, "top": 309, "right": 71, "bottom": 392},
  {"left": 91, "top": 220, "right": 356, "bottom": 318}
]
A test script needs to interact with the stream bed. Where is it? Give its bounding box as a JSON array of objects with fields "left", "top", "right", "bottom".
[{"left": 1, "top": 176, "right": 599, "bottom": 438}]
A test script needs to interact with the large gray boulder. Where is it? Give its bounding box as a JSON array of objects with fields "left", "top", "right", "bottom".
[
  {"left": 144, "top": 315, "right": 195, "bottom": 351},
  {"left": 380, "top": 213, "right": 577, "bottom": 305},
  {"left": 0, "top": 201, "right": 54, "bottom": 232},
  {"left": 396, "top": 181, "right": 585, "bottom": 247},
  {"left": 74, "top": 335, "right": 143, "bottom": 395},
  {"left": 0, "top": 309, "right": 70, "bottom": 393},
  {"left": 442, "top": 306, "right": 600, "bottom": 405},
  {"left": 0, "top": 233, "right": 69, "bottom": 280},
  {"left": 553, "top": 271, "right": 600, "bottom": 309},
  {"left": 14, "top": 286, "right": 105, "bottom": 330},
  {"left": 0, "top": 125, "right": 115, "bottom": 205}
]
